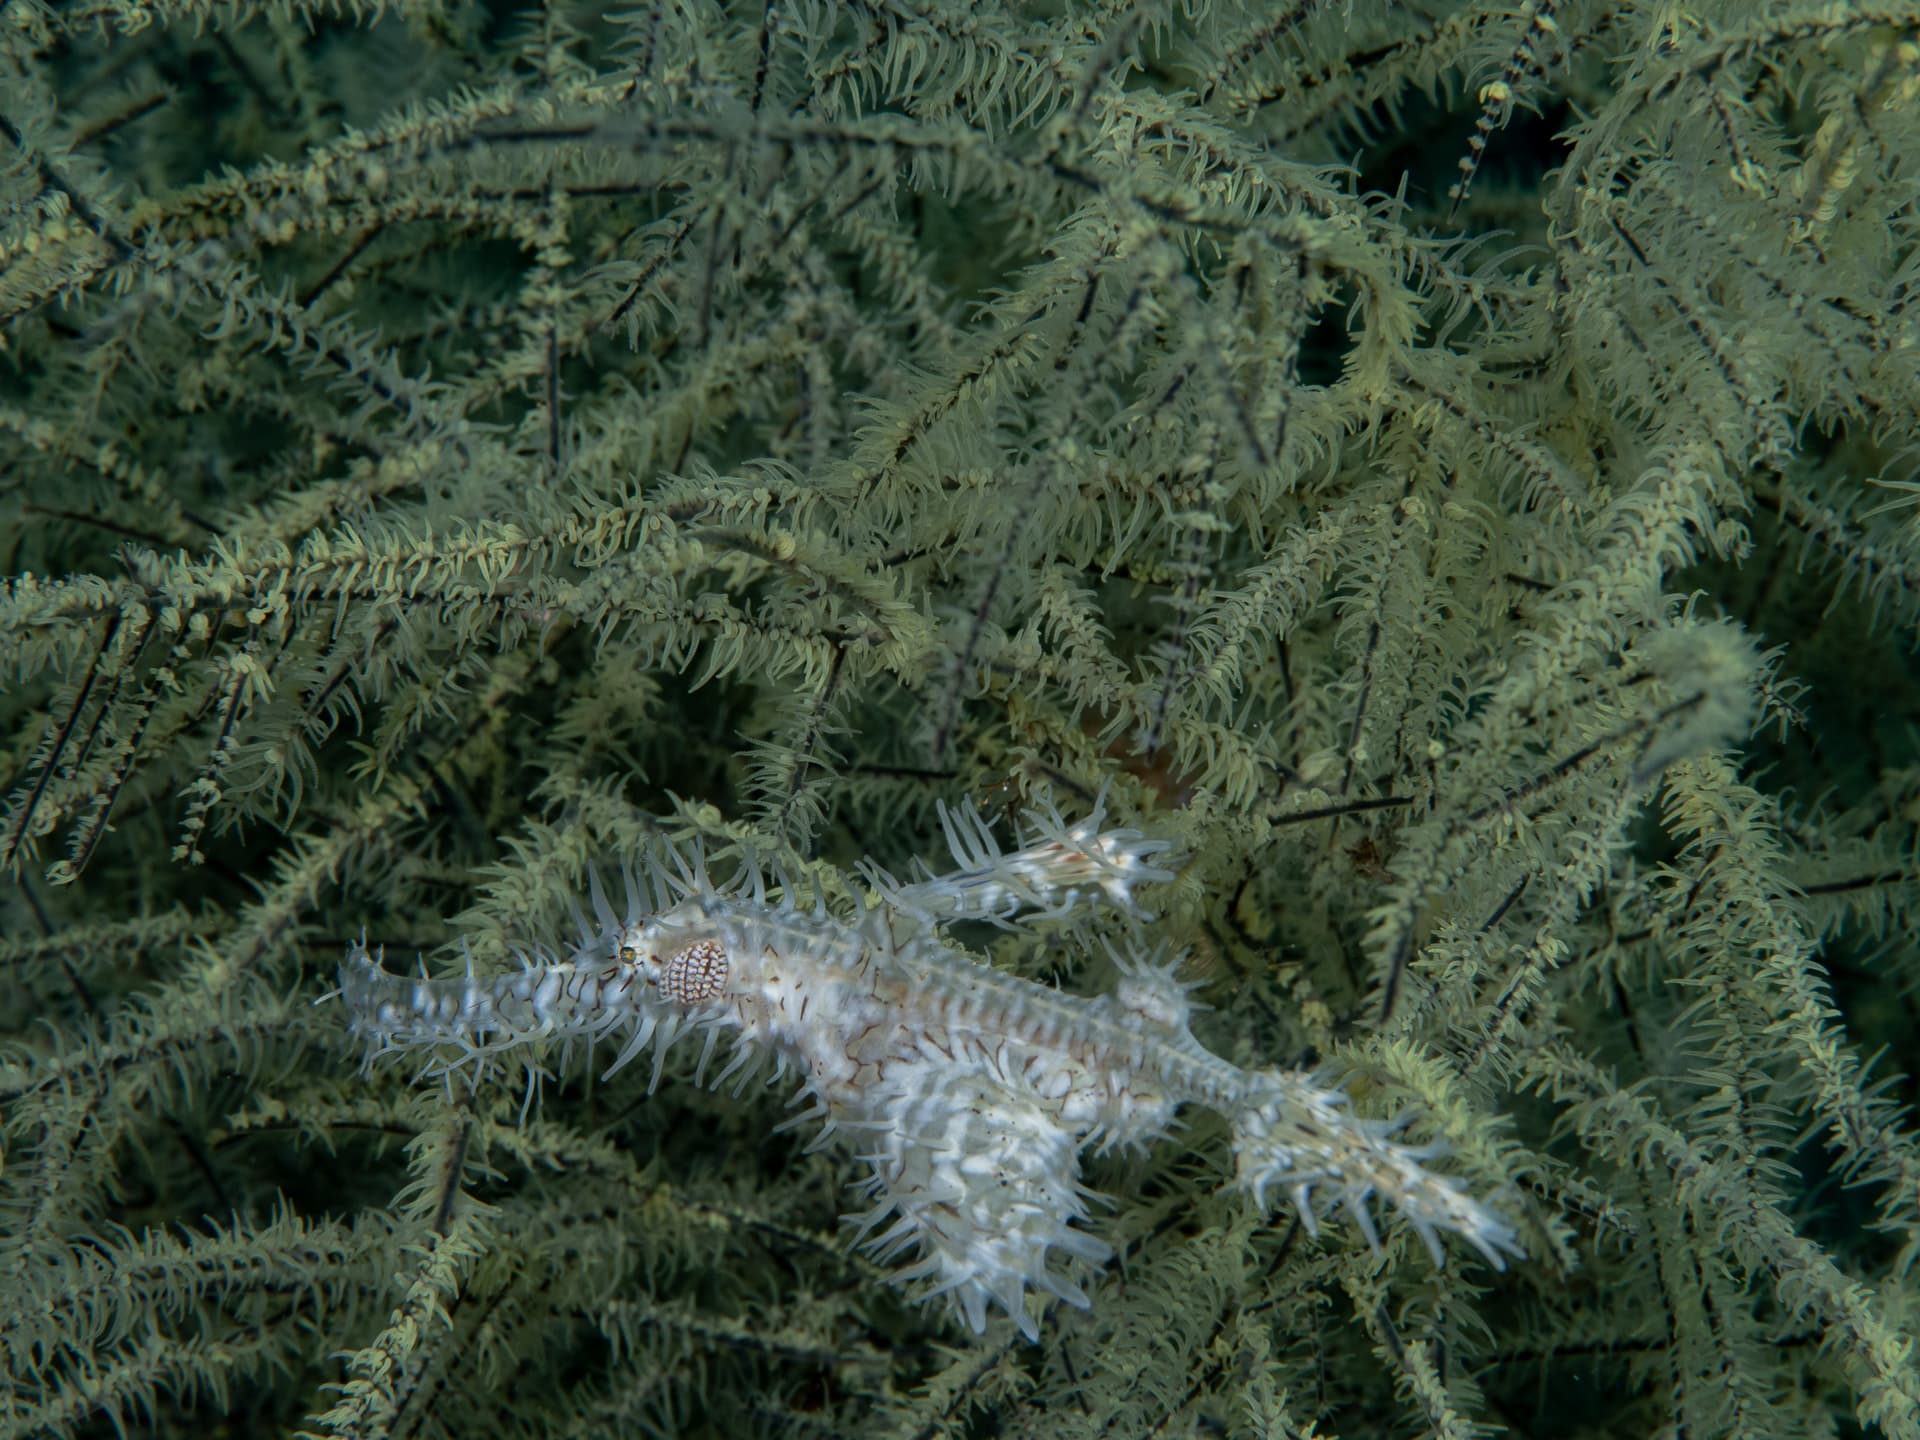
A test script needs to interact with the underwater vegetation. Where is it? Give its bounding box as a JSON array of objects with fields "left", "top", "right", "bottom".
[{"left": 4, "top": 1, "right": 1920, "bottom": 1437}]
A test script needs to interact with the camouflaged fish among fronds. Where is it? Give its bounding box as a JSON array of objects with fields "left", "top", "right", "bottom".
[
  {"left": 4, "top": 2, "right": 1920, "bottom": 1439},
  {"left": 335, "top": 789, "right": 1521, "bottom": 1341}
]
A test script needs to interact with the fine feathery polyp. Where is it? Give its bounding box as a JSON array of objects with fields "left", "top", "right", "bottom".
[{"left": 334, "top": 788, "right": 1523, "bottom": 1338}]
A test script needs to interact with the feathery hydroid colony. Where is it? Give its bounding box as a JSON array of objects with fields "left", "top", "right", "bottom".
[{"left": 338, "top": 792, "right": 1522, "bottom": 1337}]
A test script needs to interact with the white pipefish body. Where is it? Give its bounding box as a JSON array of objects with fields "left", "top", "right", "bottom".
[{"left": 337, "top": 792, "right": 1522, "bottom": 1338}]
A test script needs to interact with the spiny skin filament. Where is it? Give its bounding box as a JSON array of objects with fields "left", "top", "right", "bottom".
[{"left": 337, "top": 791, "right": 1523, "bottom": 1338}]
